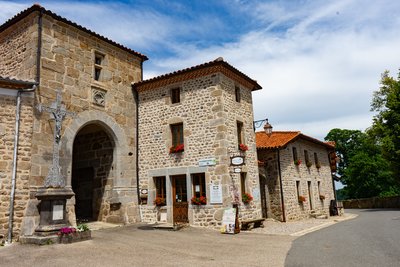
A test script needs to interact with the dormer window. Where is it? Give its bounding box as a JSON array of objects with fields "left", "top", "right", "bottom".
[{"left": 94, "top": 52, "right": 104, "bottom": 81}]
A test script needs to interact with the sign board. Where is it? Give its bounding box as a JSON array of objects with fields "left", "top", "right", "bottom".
[
  {"left": 221, "top": 208, "right": 237, "bottom": 234},
  {"left": 210, "top": 183, "right": 223, "bottom": 204},
  {"left": 233, "top": 167, "right": 241, "bottom": 173},
  {"left": 231, "top": 156, "right": 244, "bottom": 166},
  {"left": 252, "top": 188, "right": 260, "bottom": 201},
  {"left": 199, "top": 158, "right": 217, "bottom": 167},
  {"left": 52, "top": 204, "right": 64, "bottom": 221}
]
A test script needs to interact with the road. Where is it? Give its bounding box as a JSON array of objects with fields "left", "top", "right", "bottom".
[
  {"left": 285, "top": 209, "right": 400, "bottom": 267},
  {"left": 0, "top": 224, "right": 295, "bottom": 267}
]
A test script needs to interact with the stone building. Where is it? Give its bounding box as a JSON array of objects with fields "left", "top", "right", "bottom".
[
  {"left": 0, "top": 4, "right": 147, "bottom": 240},
  {"left": 256, "top": 130, "right": 336, "bottom": 221},
  {"left": 133, "top": 58, "right": 263, "bottom": 228}
]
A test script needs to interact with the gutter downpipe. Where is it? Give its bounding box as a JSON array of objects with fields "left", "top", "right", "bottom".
[
  {"left": 277, "top": 149, "right": 286, "bottom": 222},
  {"left": 135, "top": 60, "right": 144, "bottom": 221},
  {"left": 7, "top": 85, "right": 37, "bottom": 244}
]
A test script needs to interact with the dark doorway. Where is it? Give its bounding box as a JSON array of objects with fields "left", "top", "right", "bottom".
[
  {"left": 259, "top": 175, "right": 268, "bottom": 218},
  {"left": 172, "top": 175, "right": 188, "bottom": 224},
  {"left": 72, "top": 124, "right": 114, "bottom": 222}
]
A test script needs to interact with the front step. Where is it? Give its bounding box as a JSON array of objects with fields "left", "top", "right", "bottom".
[
  {"left": 310, "top": 210, "right": 328, "bottom": 219},
  {"left": 151, "top": 223, "right": 185, "bottom": 231}
]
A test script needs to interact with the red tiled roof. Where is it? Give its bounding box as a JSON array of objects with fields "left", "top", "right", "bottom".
[
  {"left": 0, "top": 76, "right": 37, "bottom": 89},
  {"left": 0, "top": 4, "right": 148, "bottom": 61},
  {"left": 133, "top": 57, "right": 262, "bottom": 92},
  {"left": 256, "top": 131, "right": 335, "bottom": 150}
]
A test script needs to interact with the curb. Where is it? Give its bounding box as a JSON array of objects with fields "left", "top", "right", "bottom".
[{"left": 290, "top": 213, "right": 358, "bottom": 237}]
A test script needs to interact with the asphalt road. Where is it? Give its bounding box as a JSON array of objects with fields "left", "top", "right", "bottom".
[
  {"left": 0, "top": 224, "right": 295, "bottom": 267},
  {"left": 285, "top": 209, "right": 400, "bottom": 267}
]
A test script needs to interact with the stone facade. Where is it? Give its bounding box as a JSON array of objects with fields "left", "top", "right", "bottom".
[
  {"left": 0, "top": 88, "right": 34, "bottom": 241},
  {"left": 0, "top": 5, "right": 146, "bottom": 239},
  {"left": 257, "top": 133, "right": 335, "bottom": 221},
  {"left": 135, "top": 61, "right": 263, "bottom": 229}
]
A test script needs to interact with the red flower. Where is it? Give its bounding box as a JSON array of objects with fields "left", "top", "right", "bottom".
[
  {"left": 239, "top": 144, "right": 248, "bottom": 151},
  {"left": 294, "top": 159, "right": 302, "bottom": 166},
  {"left": 191, "top": 196, "right": 207, "bottom": 205},
  {"left": 242, "top": 193, "right": 253, "bottom": 204},
  {"left": 154, "top": 197, "right": 166, "bottom": 206},
  {"left": 169, "top": 144, "right": 184, "bottom": 153}
]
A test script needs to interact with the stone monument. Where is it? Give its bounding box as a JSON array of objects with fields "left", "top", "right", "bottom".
[{"left": 34, "top": 89, "right": 75, "bottom": 238}]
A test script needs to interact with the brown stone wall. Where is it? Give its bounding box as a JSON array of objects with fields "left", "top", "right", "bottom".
[
  {"left": 0, "top": 92, "right": 34, "bottom": 239},
  {"left": 0, "top": 12, "right": 38, "bottom": 80},
  {"left": 138, "top": 73, "right": 261, "bottom": 228},
  {"left": 279, "top": 140, "right": 334, "bottom": 221}
]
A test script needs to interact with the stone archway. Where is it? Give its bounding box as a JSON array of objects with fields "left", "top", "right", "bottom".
[{"left": 72, "top": 124, "right": 114, "bottom": 222}]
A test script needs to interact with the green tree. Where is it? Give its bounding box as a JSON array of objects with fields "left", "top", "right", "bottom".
[{"left": 370, "top": 70, "right": 400, "bottom": 181}]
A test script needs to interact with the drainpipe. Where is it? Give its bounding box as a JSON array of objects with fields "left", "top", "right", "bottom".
[
  {"left": 7, "top": 85, "right": 37, "bottom": 244},
  {"left": 277, "top": 150, "right": 286, "bottom": 222}
]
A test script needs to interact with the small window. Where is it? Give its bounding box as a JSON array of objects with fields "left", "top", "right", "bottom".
[
  {"left": 314, "top": 152, "right": 319, "bottom": 165},
  {"left": 296, "top": 180, "right": 300, "bottom": 199},
  {"left": 317, "top": 181, "right": 321, "bottom": 196},
  {"left": 235, "top": 86, "right": 241, "bottom": 102},
  {"left": 171, "top": 88, "right": 180, "bottom": 104},
  {"left": 237, "top": 121, "right": 244, "bottom": 146},
  {"left": 292, "top": 147, "right": 298, "bottom": 161},
  {"left": 154, "top": 176, "right": 166, "bottom": 199},
  {"left": 192, "top": 173, "right": 206, "bottom": 198},
  {"left": 240, "top": 173, "right": 246, "bottom": 196},
  {"left": 304, "top": 150, "right": 309, "bottom": 162},
  {"left": 171, "top": 123, "right": 183, "bottom": 147},
  {"left": 94, "top": 52, "right": 104, "bottom": 81}
]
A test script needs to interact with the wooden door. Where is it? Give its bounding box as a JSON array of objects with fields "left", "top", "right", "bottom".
[{"left": 172, "top": 175, "right": 188, "bottom": 223}]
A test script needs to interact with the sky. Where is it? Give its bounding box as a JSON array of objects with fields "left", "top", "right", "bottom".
[{"left": 1, "top": 0, "right": 400, "bottom": 141}]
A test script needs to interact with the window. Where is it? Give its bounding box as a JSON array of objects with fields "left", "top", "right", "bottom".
[
  {"left": 296, "top": 180, "right": 300, "bottom": 199},
  {"left": 237, "top": 121, "right": 244, "bottom": 146},
  {"left": 171, "top": 87, "right": 180, "bottom": 104},
  {"left": 240, "top": 173, "right": 246, "bottom": 196},
  {"left": 192, "top": 173, "right": 206, "bottom": 198},
  {"left": 304, "top": 150, "right": 309, "bottom": 163},
  {"left": 94, "top": 52, "right": 104, "bottom": 81},
  {"left": 235, "top": 86, "right": 241, "bottom": 102},
  {"left": 317, "top": 181, "right": 321, "bottom": 196},
  {"left": 292, "top": 147, "right": 298, "bottom": 161},
  {"left": 171, "top": 123, "right": 183, "bottom": 147},
  {"left": 314, "top": 152, "right": 319, "bottom": 165},
  {"left": 154, "top": 176, "right": 166, "bottom": 199}
]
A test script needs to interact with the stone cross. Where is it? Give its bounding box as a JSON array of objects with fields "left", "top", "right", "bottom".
[{"left": 37, "top": 89, "right": 75, "bottom": 188}]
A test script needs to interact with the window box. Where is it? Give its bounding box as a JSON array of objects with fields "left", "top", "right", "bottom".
[
  {"left": 298, "top": 195, "right": 306, "bottom": 203},
  {"left": 191, "top": 196, "right": 207, "bottom": 205},
  {"left": 242, "top": 192, "right": 253, "bottom": 204},
  {"left": 239, "top": 143, "right": 248, "bottom": 152},
  {"left": 169, "top": 144, "right": 184, "bottom": 154}
]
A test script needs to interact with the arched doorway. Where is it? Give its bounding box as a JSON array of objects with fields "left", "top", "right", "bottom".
[{"left": 71, "top": 124, "right": 114, "bottom": 222}]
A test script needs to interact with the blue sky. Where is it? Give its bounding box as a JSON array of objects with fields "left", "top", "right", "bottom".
[{"left": 1, "top": 0, "right": 400, "bottom": 141}]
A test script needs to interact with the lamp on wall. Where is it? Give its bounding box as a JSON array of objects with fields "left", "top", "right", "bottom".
[{"left": 253, "top": 118, "right": 273, "bottom": 135}]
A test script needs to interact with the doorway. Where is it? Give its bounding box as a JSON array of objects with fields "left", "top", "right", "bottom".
[
  {"left": 259, "top": 175, "right": 268, "bottom": 218},
  {"left": 72, "top": 124, "right": 114, "bottom": 222},
  {"left": 172, "top": 175, "right": 188, "bottom": 224}
]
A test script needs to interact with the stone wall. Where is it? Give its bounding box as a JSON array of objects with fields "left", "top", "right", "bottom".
[
  {"left": 0, "top": 13, "right": 38, "bottom": 81},
  {"left": 258, "top": 140, "right": 334, "bottom": 221},
  {"left": 279, "top": 139, "right": 334, "bottom": 220},
  {"left": 343, "top": 196, "right": 400, "bottom": 209},
  {"left": 0, "top": 92, "right": 34, "bottom": 240},
  {"left": 138, "top": 73, "right": 261, "bottom": 228}
]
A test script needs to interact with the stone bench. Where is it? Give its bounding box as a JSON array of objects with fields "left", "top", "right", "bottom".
[{"left": 241, "top": 218, "right": 265, "bottom": 230}]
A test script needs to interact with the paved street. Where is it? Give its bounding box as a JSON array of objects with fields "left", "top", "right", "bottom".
[
  {"left": 285, "top": 209, "right": 400, "bottom": 267},
  {"left": 1, "top": 224, "right": 295, "bottom": 267}
]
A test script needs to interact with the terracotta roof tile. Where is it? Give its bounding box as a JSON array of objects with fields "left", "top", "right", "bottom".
[
  {"left": 133, "top": 57, "right": 262, "bottom": 92},
  {"left": 0, "top": 4, "right": 148, "bottom": 61},
  {"left": 256, "top": 131, "right": 335, "bottom": 150}
]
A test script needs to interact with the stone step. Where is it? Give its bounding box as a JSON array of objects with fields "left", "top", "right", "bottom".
[{"left": 151, "top": 223, "right": 184, "bottom": 231}]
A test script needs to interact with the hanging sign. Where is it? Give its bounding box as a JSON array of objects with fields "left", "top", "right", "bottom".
[
  {"left": 221, "top": 207, "right": 237, "bottom": 234},
  {"left": 210, "top": 183, "right": 223, "bottom": 204}
]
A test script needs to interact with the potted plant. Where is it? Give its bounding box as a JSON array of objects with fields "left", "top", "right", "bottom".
[
  {"left": 306, "top": 161, "right": 312, "bottom": 168},
  {"left": 298, "top": 195, "right": 306, "bottom": 203},
  {"left": 239, "top": 144, "right": 248, "bottom": 152},
  {"left": 169, "top": 144, "right": 184, "bottom": 154},
  {"left": 319, "top": 194, "right": 325, "bottom": 200},
  {"left": 242, "top": 192, "right": 253, "bottom": 204},
  {"left": 191, "top": 196, "right": 207, "bottom": 205},
  {"left": 294, "top": 159, "right": 302, "bottom": 166},
  {"left": 58, "top": 225, "right": 91, "bottom": 244},
  {"left": 154, "top": 197, "right": 166, "bottom": 206},
  {"left": 316, "top": 162, "right": 321, "bottom": 169}
]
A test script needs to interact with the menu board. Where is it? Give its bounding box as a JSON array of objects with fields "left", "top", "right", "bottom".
[{"left": 221, "top": 207, "right": 237, "bottom": 234}]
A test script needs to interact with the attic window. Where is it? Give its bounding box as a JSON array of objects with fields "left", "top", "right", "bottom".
[
  {"left": 94, "top": 52, "right": 104, "bottom": 81},
  {"left": 171, "top": 88, "right": 180, "bottom": 104}
]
